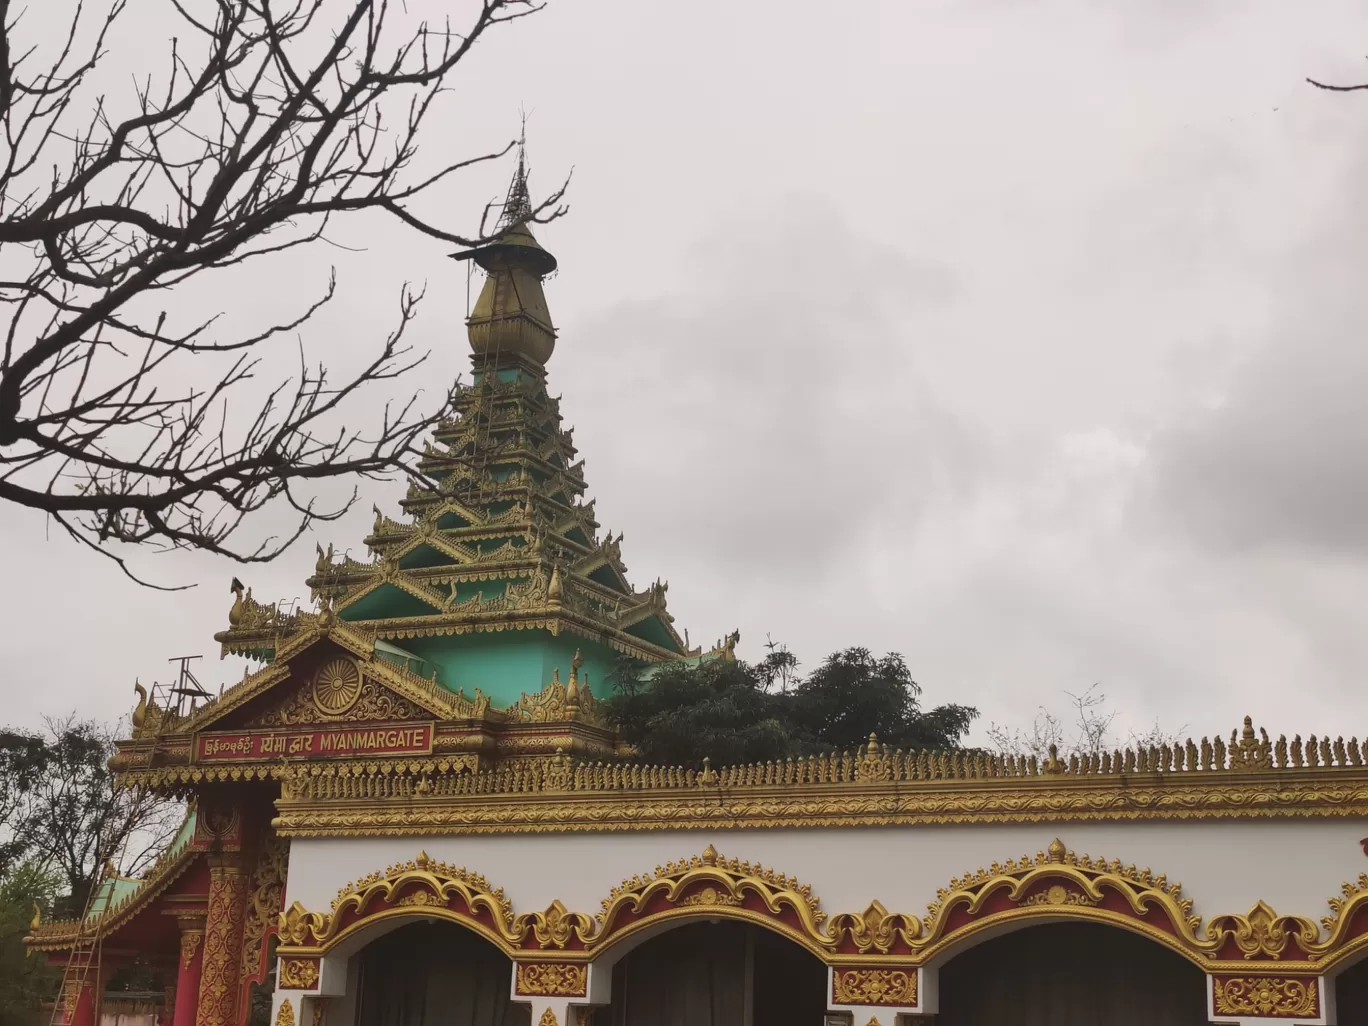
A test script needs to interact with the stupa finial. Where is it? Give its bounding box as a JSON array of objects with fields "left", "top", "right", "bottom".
[{"left": 451, "top": 133, "right": 558, "bottom": 365}]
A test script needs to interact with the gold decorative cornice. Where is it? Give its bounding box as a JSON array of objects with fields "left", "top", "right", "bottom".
[
  {"left": 273, "top": 768, "right": 1368, "bottom": 838},
  {"left": 268, "top": 843, "right": 1368, "bottom": 977}
]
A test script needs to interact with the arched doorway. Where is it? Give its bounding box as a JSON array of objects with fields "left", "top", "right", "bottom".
[
  {"left": 935, "top": 922, "right": 1207, "bottom": 1026},
  {"left": 602, "top": 921, "right": 827, "bottom": 1026},
  {"left": 354, "top": 921, "right": 530, "bottom": 1026},
  {"left": 1336, "top": 954, "right": 1368, "bottom": 1022}
]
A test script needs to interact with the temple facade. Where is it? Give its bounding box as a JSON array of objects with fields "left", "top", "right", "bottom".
[{"left": 26, "top": 161, "right": 1368, "bottom": 1026}]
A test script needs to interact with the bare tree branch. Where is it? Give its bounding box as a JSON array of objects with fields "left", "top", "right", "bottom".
[{"left": 0, "top": 0, "right": 567, "bottom": 577}]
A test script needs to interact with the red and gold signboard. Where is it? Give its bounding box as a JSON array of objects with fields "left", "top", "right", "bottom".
[{"left": 194, "top": 722, "right": 434, "bottom": 762}]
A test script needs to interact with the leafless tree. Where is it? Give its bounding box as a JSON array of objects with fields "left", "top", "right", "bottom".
[
  {"left": 0, "top": 0, "right": 565, "bottom": 584},
  {"left": 985, "top": 683, "right": 1185, "bottom": 761}
]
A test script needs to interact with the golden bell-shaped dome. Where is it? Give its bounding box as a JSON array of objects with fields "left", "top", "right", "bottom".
[{"left": 452, "top": 154, "right": 558, "bottom": 365}]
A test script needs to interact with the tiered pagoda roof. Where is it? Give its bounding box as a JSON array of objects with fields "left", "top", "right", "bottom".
[{"left": 213, "top": 155, "right": 705, "bottom": 711}]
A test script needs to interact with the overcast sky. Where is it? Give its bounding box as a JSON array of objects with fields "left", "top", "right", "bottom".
[{"left": 6, "top": 0, "right": 1368, "bottom": 747}]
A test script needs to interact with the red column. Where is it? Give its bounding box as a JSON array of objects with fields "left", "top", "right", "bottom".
[
  {"left": 196, "top": 857, "right": 248, "bottom": 1026},
  {"left": 67, "top": 975, "right": 96, "bottom": 1026},
  {"left": 172, "top": 920, "right": 206, "bottom": 1026}
]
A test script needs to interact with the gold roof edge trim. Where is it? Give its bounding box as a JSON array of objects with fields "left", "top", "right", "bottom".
[{"left": 268, "top": 778, "right": 1368, "bottom": 837}]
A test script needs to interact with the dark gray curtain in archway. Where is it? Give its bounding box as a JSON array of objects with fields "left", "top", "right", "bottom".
[
  {"left": 936, "top": 922, "right": 1208, "bottom": 1026},
  {"left": 355, "top": 922, "right": 530, "bottom": 1026},
  {"left": 608, "top": 923, "right": 747, "bottom": 1026},
  {"left": 1336, "top": 955, "right": 1368, "bottom": 1022},
  {"left": 603, "top": 922, "right": 826, "bottom": 1026}
]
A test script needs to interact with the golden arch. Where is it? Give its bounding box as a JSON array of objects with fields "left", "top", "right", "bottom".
[
  {"left": 583, "top": 844, "right": 838, "bottom": 963},
  {"left": 277, "top": 851, "right": 524, "bottom": 958},
  {"left": 275, "top": 843, "right": 1368, "bottom": 975}
]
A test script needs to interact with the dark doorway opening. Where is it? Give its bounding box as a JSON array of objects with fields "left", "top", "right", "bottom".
[
  {"left": 355, "top": 921, "right": 530, "bottom": 1026},
  {"left": 1336, "top": 955, "right": 1368, "bottom": 1022},
  {"left": 605, "top": 921, "right": 827, "bottom": 1026},
  {"left": 936, "top": 922, "right": 1207, "bottom": 1026}
]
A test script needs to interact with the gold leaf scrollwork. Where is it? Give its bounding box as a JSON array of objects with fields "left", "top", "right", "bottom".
[
  {"left": 179, "top": 929, "right": 203, "bottom": 969},
  {"left": 275, "top": 1000, "right": 294, "bottom": 1026},
  {"left": 515, "top": 963, "right": 588, "bottom": 997},
  {"left": 1021, "top": 884, "right": 1098, "bottom": 908},
  {"left": 828, "top": 901, "right": 918, "bottom": 954},
  {"left": 278, "top": 958, "right": 321, "bottom": 990},
  {"left": 679, "top": 886, "right": 742, "bottom": 908},
  {"left": 279, "top": 903, "right": 326, "bottom": 947},
  {"left": 526, "top": 900, "right": 592, "bottom": 949},
  {"left": 239, "top": 835, "right": 290, "bottom": 989},
  {"left": 537, "top": 1011, "right": 558, "bottom": 1026},
  {"left": 1212, "top": 976, "right": 1318, "bottom": 1017},
  {"left": 832, "top": 969, "right": 917, "bottom": 1006},
  {"left": 1206, "top": 901, "right": 1319, "bottom": 960}
]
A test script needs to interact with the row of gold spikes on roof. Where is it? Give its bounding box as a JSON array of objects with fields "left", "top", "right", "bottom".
[
  {"left": 425, "top": 392, "right": 569, "bottom": 441},
  {"left": 408, "top": 461, "right": 588, "bottom": 510},
  {"left": 314, "top": 540, "right": 633, "bottom": 603},
  {"left": 280, "top": 719, "right": 1368, "bottom": 803},
  {"left": 419, "top": 429, "right": 580, "bottom": 473},
  {"left": 441, "top": 383, "right": 567, "bottom": 426},
  {"left": 305, "top": 557, "right": 664, "bottom": 632},
  {"left": 399, "top": 469, "right": 594, "bottom": 525},
  {"left": 355, "top": 494, "right": 625, "bottom": 568}
]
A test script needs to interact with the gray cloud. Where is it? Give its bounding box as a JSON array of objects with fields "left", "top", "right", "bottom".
[
  {"left": 1143, "top": 145, "right": 1368, "bottom": 554},
  {"left": 555, "top": 197, "right": 983, "bottom": 586},
  {"left": 7, "top": 0, "right": 1368, "bottom": 744}
]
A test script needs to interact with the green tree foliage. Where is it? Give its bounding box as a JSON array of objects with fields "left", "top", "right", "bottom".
[
  {"left": 605, "top": 658, "right": 794, "bottom": 767},
  {"left": 789, "top": 648, "right": 978, "bottom": 752},
  {"left": 605, "top": 646, "right": 978, "bottom": 766},
  {"left": 0, "top": 863, "right": 61, "bottom": 1026}
]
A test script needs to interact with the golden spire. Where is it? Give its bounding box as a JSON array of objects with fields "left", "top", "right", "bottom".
[{"left": 452, "top": 142, "right": 558, "bottom": 366}]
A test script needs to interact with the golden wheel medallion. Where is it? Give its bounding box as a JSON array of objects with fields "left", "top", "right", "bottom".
[{"left": 312, "top": 658, "right": 362, "bottom": 716}]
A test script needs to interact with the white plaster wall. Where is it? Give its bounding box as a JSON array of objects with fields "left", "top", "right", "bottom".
[{"left": 282, "top": 819, "right": 1368, "bottom": 924}]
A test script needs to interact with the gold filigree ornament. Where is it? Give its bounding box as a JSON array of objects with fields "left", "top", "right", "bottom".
[
  {"left": 276, "top": 851, "right": 521, "bottom": 954},
  {"left": 278, "top": 958, "right": 321, "bottom": 990},
  {"left": 1206, "top": 901, "right": 1320, "bottom": 961},
  {"left": 827, "top": 901, "right": 918, "bottom": 955},
  {"left": 537, "top": 1011, "right": 558, "bottom": 1026},
  {"left": 312, "top": 658, "right": 362, "bottom": 716},
  {"left": 1021, "top": 884, "right": 1098, "bottom": 908},
  {"left": 593, "top": 844, "right": 834, "bottom": 959},
  {"left": 679, "top": 886, "right": 743, "bottom": 908},
  {"left": 275, "top": 999, "right": 294, "bottom": 1026},
  {"left": 515, "top": 963, "right": 588, "bottom": 997},
  {"left": 911, "top": 840, "right": 1221, "bottom": 966},
  {"left": 831, "top": 969, "right": 917, "bottom": 1006},
  {"left": 1212, "top": 976, "right": 1318, "bottom": 1017},
  {"left": 528, "top": 900, "right": 593, "bottom": 950}
]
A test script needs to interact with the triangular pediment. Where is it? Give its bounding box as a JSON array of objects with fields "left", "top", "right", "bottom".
[{"left": 182, "top": 630, "right": 486, "bottom": 736}]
